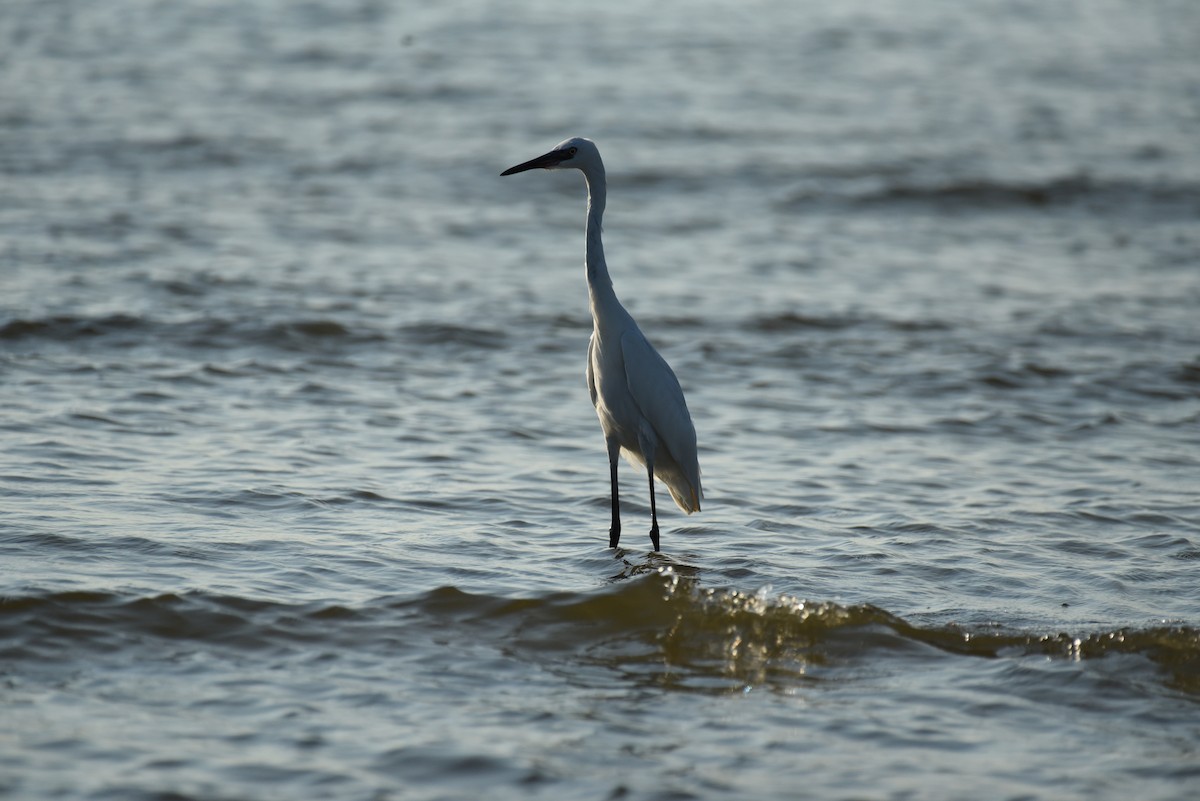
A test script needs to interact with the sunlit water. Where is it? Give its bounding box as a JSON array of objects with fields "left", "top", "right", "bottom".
[{"left": 2, "top": 1, "right": 1199, "bottom": 799}]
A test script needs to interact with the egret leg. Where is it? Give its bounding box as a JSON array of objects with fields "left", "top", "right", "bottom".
[
  {"left": 646, "top": 463, "right": 660, "bottom": 552},
  {"left": 607, "top": 440, "right": 621, "bottom": 548}
]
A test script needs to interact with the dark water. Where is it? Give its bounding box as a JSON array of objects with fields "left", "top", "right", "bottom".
[{"left": 2, "top": 1, "right": 1199, "bottom": 799}]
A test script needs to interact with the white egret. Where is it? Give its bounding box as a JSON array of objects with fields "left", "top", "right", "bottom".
[{"left": 502, "top": 137, "right": 702, "bottom": 551}]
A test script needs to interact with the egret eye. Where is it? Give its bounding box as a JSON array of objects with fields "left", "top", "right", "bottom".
[{"left": 568, "top": 147, "right": 578, "bottom": 156}]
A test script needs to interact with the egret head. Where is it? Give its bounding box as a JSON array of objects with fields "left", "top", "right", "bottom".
[{"left": 501, "top": 137, "right": 602, "bottom": 177}]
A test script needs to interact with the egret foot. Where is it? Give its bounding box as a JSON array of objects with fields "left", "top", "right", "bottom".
[
  {"left": 609, "top": 524, "right": 621, "bottom": 549},
  {"left": 649, "top": 524, "right": 660, "bottom": 552}
]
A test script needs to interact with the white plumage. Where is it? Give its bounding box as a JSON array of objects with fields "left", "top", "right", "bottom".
[{"left": 502, "top": 137, "right": 702, "bottom": 551}]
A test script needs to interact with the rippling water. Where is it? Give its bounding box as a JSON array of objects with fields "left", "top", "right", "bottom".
[{"left": 2, "top": 1, "right": 1199, "bottom": 799}]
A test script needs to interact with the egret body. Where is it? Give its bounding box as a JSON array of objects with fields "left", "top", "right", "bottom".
[{"left": 502, "top": 138, "right": 702, "bottom": 551}]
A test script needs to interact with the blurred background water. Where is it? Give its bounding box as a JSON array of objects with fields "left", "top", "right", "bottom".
[{"left": 2, "top": 1, "right": 1199, "bottom": 799}]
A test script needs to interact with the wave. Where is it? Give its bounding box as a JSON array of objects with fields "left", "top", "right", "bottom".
[
  {"left": 398, "top": 322, "right": 507, "bottom": 349},
  {"left": 745, "top": 311, "right": 951, "bottom": 333},
  {"left": 0, "top": 313, "right": 146, "bottom": 342},
  {"left": 779, "top": 174, "right": 1200, "bottom": 217},
  {"left": 3, "top": 573, "right": 1196, "bottom": 695},
  {"left": 0, "top": 313, "right": 384, "bottom": 350},
  {"left": 0, "top": 313, "right": 512, "bottom": 354}
]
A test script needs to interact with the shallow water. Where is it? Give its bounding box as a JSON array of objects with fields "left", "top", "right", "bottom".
[{"left": 2, "top": 1, "right": 1199, "bottom": 799}]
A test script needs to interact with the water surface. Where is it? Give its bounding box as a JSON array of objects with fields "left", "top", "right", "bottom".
[{"left": 2, "top": 1, "right": 1199, "bottom": 799}]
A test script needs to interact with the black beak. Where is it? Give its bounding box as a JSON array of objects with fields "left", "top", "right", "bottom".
[{"left": 501, "top": 148, "right": 571, "bottom": 176}]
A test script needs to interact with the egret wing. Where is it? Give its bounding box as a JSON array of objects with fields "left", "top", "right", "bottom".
[
  {"left": 585, "top": 332, "right": 599, "bottom": 409},
  {"left": 619, "top": 328, "right": 702, "bottom": 512}
]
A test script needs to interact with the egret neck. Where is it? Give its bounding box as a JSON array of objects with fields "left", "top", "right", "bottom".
[{"left": 582, "top": 163, "right": 613, "bottom": 299}]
